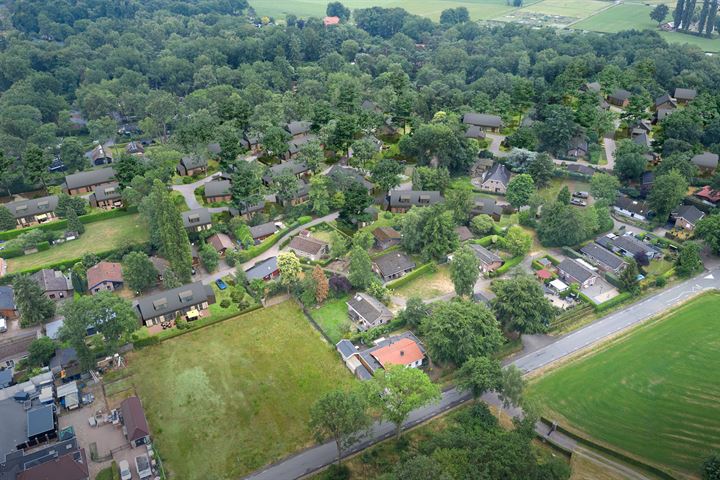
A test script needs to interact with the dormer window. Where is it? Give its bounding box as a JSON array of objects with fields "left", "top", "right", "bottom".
[
  {"left": 179, "top": 290, "right": 194, "bottom": 303},
  {"left": 153, "top": 298, "right": 168, "bottom": 310}
]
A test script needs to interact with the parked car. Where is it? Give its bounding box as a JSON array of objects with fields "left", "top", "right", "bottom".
[
  {"left": 215, "top": 279, "right": 227, "bottom": 290},
  {"left": 0, "top": 318, "right": 7, "bottom": 333},
  {"left": 118, "top": 460, "right": 131, "bottom": 480},
  {"left": 570, "top": 198, "right": 587, "bottom": 207},
  {"left": 135, "top": 454, "right": 152, "bottom": 479},
  {"left": 573, "top": 191, "right": 589, "bottom": 198}
]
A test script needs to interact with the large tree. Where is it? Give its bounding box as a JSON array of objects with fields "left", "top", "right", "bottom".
[
  {"left": 527, "top": 153, "right": 554, "bottom": 188},
  {"left": 371, "top": 158, "right": 403, "bottom": 195},
  {"left": 309, "top": 388, "right": 371, "bottom": 465},
  {"left": 398, "top": 121, "right": 477, "bottom": 172},
  {"left": 537, "top": 201, "right": 597, "bottom": 247},
  {"left": 675, "top": 242, "right": 703, "bottom": 277},
  {"left": 456, "top": 356, "right": 503, "bottom": 399},
  {"left": 614, "top": 139, "right": 648, "bottom": 181},
  {"left": 13, "top": 275, "right": 55, "bottom": 327},
  {"left": 536, "top": 104, "right": 581, "bottom": 157},
  {"left": 590, "top": 173, "right": 621, "bottom": 206},
  {"left": 648, "top": 170, "right": 688, "bottom": 220},
  {"left": 506, "top": 174, "right": 535, "bottom": 209},
  {"left": 338, "top": 181, "right": 373, "bottom": 228},
  {"left": 122, "top": 252, "right": 158, "bottom": 293},
  {"left": 491, "top": 274, "right": 556, "bottom": 333},
  {"left": 278, "top": 251, "right": 301, "bottom": 289},
  {"left": 696, "top": 214, "right": 720, "bottom": 254},
  {"left": 0, "top": 206, "right": 16, "bottom": 231},
  {"left": 231, "top": 161, "right": 265, "bottom": 213},
  {"left": 348, "top": 246, "right": 375, "bottom": 289},
  {"left": 503, "top": 225, "right": 532, "bottom": 257},
  {"left": 450, "top": 245, "right": 480, "bottom": 297}
]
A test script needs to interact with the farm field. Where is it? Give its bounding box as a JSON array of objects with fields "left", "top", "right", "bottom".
[
  {"left": 7, "top": 214, "right": 148, "bottom": 272},
  {"left": 571, "top": 3, "right": 657, "bottom": 33},
  {"left": 528, "top": 293, "right": 720, "bottom": 475},
  {"left": 127, "top": 301, "right": 353, "bottom": 480},
  {"left": 522, "top": 0, "right": 609, "bottom": 19}
]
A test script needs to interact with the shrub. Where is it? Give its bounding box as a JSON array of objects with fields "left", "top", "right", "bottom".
[
  {"left": 220, "top": 299, "right": 231, "bottom": 308},
  {"left": 655, "top": 276, "right": 667, "bottom": 287},
  {"left": 386, "top": 262, "right": 434, "bottom": 289},
  {"left": 321, "top": 464, "right": 350, "bottom": 480},
  {"left": 595, "top": 292, "right": 633, "bottom": 312},
  {"left": 383, "top": 211, "right": 393, "bottom": 219}
]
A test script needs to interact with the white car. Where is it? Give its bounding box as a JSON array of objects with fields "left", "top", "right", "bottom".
[
  {"left": 0, "top": 318, "right": 7, "bottom": 333},
  {"left": 118, "top": 460, "right": 131, "bottom": 480}
]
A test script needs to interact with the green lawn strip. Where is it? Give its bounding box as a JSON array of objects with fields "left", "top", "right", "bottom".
[
  {"left": 128, "top": 301, "right": 354, "bottom": 480},
  {"left": 310, "top": 294, "right": 352, "bottom": 344},
  {"left": 528, "top": 293, "right": 720, "bottom": 474}
]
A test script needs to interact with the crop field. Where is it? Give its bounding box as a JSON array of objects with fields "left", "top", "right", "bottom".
[{"left": 528, "top": 293, "right": 720, "bottom": 475}]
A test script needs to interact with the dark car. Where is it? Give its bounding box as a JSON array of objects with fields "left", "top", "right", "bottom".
[{"left": 215, "top": 279, "right": 228, "bottom": 290}]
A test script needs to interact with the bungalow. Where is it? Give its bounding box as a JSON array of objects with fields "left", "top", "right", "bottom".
[
  {"left": 372, "top": 227, "right": 401, "bottom": 250},
  {"left": 455, "top": 226, "right": 474, "bottom": 243},
  {"left": 479, "top": 162, "right": 511, "bottom": 194},
  {"left": 262, "top": 160, "right": 310, "bottom": 186},
  {"left": 462, "top": 113, "right": 503, "bottom": 133},
  {"left": 373, "top": 251, "right": 416, "bottom": 282},
  {"left": 176, "top": 156, "right": 208, "bottom": 177},
  {"left": 607, "top": 89, "right": 631, "bottom": 108},
  {"left": 471, "top": 196, "right": 504, "bottom": 221},
  {"left": 285, "top": 134, "right": 318, "bottom": 160},
  {"left": 654, "top": 93, "right": 677, "bottom": 111},
  {"left": 182, "top": 208, "right": 212, "bottom": 233},
  {"left": 691, "top": 152, "right": 718, "bottom": 174},
  {"left": 89, "top": 144, "right": 113, "bottom": 166},
  {"left": 126, "top": 141, "right": 145, "bottom": 156},
  {"left": 557, "top": 258, "right": 597, "bottom": 289},
  {"left": 278, "top": 181, "right": 310, "bottom": 207},
  {"left": 597, "top": 233, "right": 661, "bottom": 261},
  {"left": 614, "top": 196, "right": 650, "bottom": 222},
  {"left": 89, "top": 182, "right": 122, "bottom": 209},
  {"left": 674, "top": 87, "right": 697, "bottom": 104},
  {"left": 120, "top": 396, "right": 150, "bottom": 447},
  {"left": 250, "top": 221, "right": 279, "bottom": 243},
  {"left": 244, "top": 256, "right": 280, "bottom": 281},
  {"left": 567, "top": 164, "right": 596, "bottom": 177},
  {"left": 204, "top": 179, "right": 231, "bottom": 203},
  {"left": 653, "top": 108, "right": 675, "bottom": 124},
  {"left": 287, "top": 231, "right": 329, "bottom": 261},
  {"left": 326, "top": 165, "right": 374, "bottom": 191},
  {"left": 86, "top": 261, "right": 124, "bottom": 294},
  {"left": 347, "top": 292, "right": 393, "bottom": 331},
  {"left": 5, "top": 195, "right": 59, "bottom": 228},
  {"left": 469, "top": 244, "right": 504, "bottom": 273},
  {"left": 567, "top": 136, "right": 589, "bottom": 159},
  {"left": 230, "top": 200, "right": 265, "bottom": 219},
  {"left": 285, "top": 121, "right": 312, "bottom": 139},
  {"left": 0, "top": 285, "right": 17, "bottom": 320},
  {"left": 387, "top": 190, "right": 442, "bottom": 213},
  {"left": 358, "top": 332, "right": 426, "bottom": 375},
  {"left": 207, "top": 232, "right": 234, "bottom": 255},
  {"left": 465, "top": 125, "right": 486, "bottom": 140},
  {"left": 672, "top": 204, "right": 705, "bottom": 231},
  {"left": 135, "top": 281, "right": 215, "bottom": 326},
  {"left": 580, "top": 242, "right": 627, "bottom": 274},
  {"left": 241, "top": 132, "right": 262, "bottom": 154},
  {"left": 63, "top": 167, "right": 116, "bottom": 195},
  {"left": 32, "top": 269, "right": 73, "bottom": 301},
  {"left": 695, "top": 185, "right": 720, "bottom": 206}
]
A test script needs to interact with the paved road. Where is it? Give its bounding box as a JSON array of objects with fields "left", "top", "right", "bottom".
[
  {"left": 171, "top": 172, "right": 229, "bottom": 213},
  {"left": 244, "top": 267, "right": 720, "bottom": 480}
]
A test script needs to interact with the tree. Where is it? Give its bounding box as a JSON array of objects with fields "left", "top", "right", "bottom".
[
  {"left": 536, "top": 105, "right": 581, "bottom": 157},
  {"left": 620, "top": 258, "right": 640, "bottom": 294},
  {"left": 122, "top": 252, "right": 158, "bottom": 293},
  {"left": 456, "top": 356, "right": 502, "bottom": 398},
  {"left": 656, "top": 152, "right": 697, "bottom": 180},
  {"left": 614, "top": 140, "right": 648, "bottom": 181},
  {"left": 556, "top": 185, "right": 571, "bottom": 205},
  {"left": 297, "top": 140, "right": 325, "bottom": 173},
  {"left": 28, "top": 337, "right": 56, "bottom": 367},
  {"left": 505, "top": 126, "right": 538, "bottom": 151},
  {"left": 471, "top": 214, "right": 495, "bottom": 236},
  {"left": 199, "top": 243, "right": 220, "bottom": 273},
  {"left": 445, "top": 188, "right": 474, "bottom": 225},
  {"left": 312, "top": 266, "right": 329, "bottom": 304},
  {"left": 499, "top": 365, "right": 526, "bottom": 408},
  {"left": 348, "top": 246, "right": 375, "bottom": 289},
  {"left": 370, "top": 158, "right": 403, "bottom": 195},
  {"left": 326, "top": 1, "right": 351, "bottom": 21},
  {"left": 364, "top": 365, "right": 441, "bottom": 439},
  {"left": 308, "top": 175, "right": 331, "bottom": 216},
  {"left": 420, "top": 206, "right": 459, "bottom": 261},
  {"left": 263, "top": 126, "right": 290, "bottom": 157},
  {"left": 163, "top": 268, "right": 181, "bottom": 289},
  {"left": 398, "top": 121, "right": 476, "bottom": 172},
  {"left": 491, "top": 275, "right": 556, "bottom": 333},
  {"left": 114, "top": 154, "right": 146, "bottom": 188},
  {"left": 648, "top": 170, "right": 688, "bottom": 220},
  {"left": 590, "top": 173, "right": 621, "bottom": 206},
  {"left": 56, "top": 193, "right": 88, "bottom": 218},
  {"left": 273, "top": 169, "right": 300, "bottom": 206},
  {"left": 349, "top": 138, "right": 378, "bottom": 171},
  {"left": 0, "top": 206, "right": 16, "bottom": 231},
  {"left": 13, "top": 275, "right": 55, "bottom": 327},
  {"left": 230, "top": 161, "right": 264, "bottom": 212},
  {"left": 397, "top": 297, "right": 429, "bottom": 328},
  {"left": 450, "top": 245, "right": 480, "bottom": 297},
  {"left": 65, "top": 208, "right": 85, "bottom": 235},
  {"left": 412, "top": 167, "right": 451, "bottom": 193},
  {"left": 330, "top": 231, "right": 350, "bottom": 258},
  {"left": 696, "top": 214, "right": 720, "bottom": 254},
  {"left": 309, "top": 389, "right": 371, "bottom": 465},
  {"left": 620, "top": 93, "right": 651, "bottom": 126},
  {"left": 506, "top": 174, "right": 535, "bottom": 209},
  {"left": 504, "top": 225, "right": 532, "bottom": 257},
  {"left": 338, "top": 181, "right": 373, "bottom": 228},
  {"left": 702, "top": 452, "right": 720, "bottom": 480},
  {"left": 70, "top": 262, "right": 88, "bottom": 293},
  {"left": 278, "top": 251, "right": 301, "bottom": 289},
  {"left": 422, "top": 300, "right": 503, "bottom": 365},
  {"left": 23, "top": 144, "right": 51, "bottom": 189},
  {"left": 527, "top": 153, "right": 554, "bottom": 188},
  {"left": 352, "top": 230, "right": 374, "bottom": 250},
  {"left": 675, "top": 242, "right": 703, "bottom": 277},
  {"left": 0, "top": 152, "right": 16, "bottom": 196}
]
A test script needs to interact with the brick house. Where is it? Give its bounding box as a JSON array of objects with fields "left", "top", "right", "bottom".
[
  {"left": 89, "top": 182, "right": 122, "bottom": 209},
  {"left": 182, "top": 208, "right": 212, "bottom": 233},
  {"left": 86, "top": 261, "right": 124, "bottom": 295},
  {"left": 31, "top": 269, "right": 73, "bottom": 301},
  {"left": 63, "top": 168, "right": 116, "bottom": 195},
  {"left": 5, "top": 195, "right": 59, "bottom": 228},
  {"left": 135, "top": 281, "right": 215, "bottom": 326},
  {"left": 176, "top": 156, "right": 208, "bottom": 176},
  {"left": 204, "top": 179, "right": 232, "bottom": 203}
]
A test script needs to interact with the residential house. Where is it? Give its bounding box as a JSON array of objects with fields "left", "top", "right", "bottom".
[
  {"left": 204, "top": 179, "right": 232, "bottom": 203},
  {"left": 462, "top": 113, "right": 503, "bottom": 133},
  {"left": 323, "top": 15, "right": 340, "bottom": 26},
  {"left": 607, "top": 89, "right": 631, "bottom": 107},
  {"left": 63, "top": 167, "right": 116, "bottom": 195},
  {"left": 691, "top": 152, "right": 718, "bottom": 174},
  {"left": 373, "top": 251, "right": 416, "bottom": 282},
  {"left": 249, "top": 221, "right": 279, "bottom": 243},
  {"left": 262, "top": 160, "right": 310, "bottom": 186},
  {"left": 580, "top": 242, "right": 627, "bottom": 274},
  {"left": 567, "top": 136, "right": 589, "bottom": 159},
  {"left": 359, "top": 332, "right": 426, "bottom": 375},
  {"left": 241, "top": 132, "right": 262, "bottom": 154},
  {"left": 672, "top": 204, "right": 705, "bottom": 231},
  {"left": 120, "top": 396, "right": 150, "bottom": 447},
  {"left": 0, "top": 437, "right": 88, "bottom": 480},
  {"left": 0, "top": 286, "right": 17, "bottom": 320},
  {"left": 285, "top": 121, "right": 312, "bottom": 139},
  {"left": 614, "top": 196, "right": 650, "bottom": 221},
  {"left": 135, "top": 281, "right": 215, "bottom": 326},
  {"left": 49, "top": 347, "right": 80, "bottom": 381},
  {"left": 176, "top": 156, "right": 208, "bottom": 177},
  {"left": 207, "top": 233, "right": 234, "bottom": 255},
  {"left": 387, "top": 190, "right": 442, "bottom": 213},
  {"left": 244, "top": 256, "right": 280, "bottom": 281},
  {"left": 86, "top": 261, "right": 124, "bottom": 295},
  {"left": 372, "top": 227, "right": 401, "bottom": 250},
  {"left": 465, "top": 125, "right": 486, "bottom": 140},
  {"left": 479, "top": 162, "right": 511, "bottom": 194},
  {"left": 229, "top": 200, "right": 265, "bottom": 219},
  {"left": 181, "top": 208, "right": 212, "bottom": 233},
  {"left": 326, "top": 165, "right": 374, "bottom": 191},
  {"left": 653, "top": 107, "right": 675, "bottom": 124},
  {"left": 347, "top": 292, "right": 393, "bottom": 331},
  {"left": 695, "top": 185, "right": 720, "bottom": 206},
  {"left": 674, "top": 87, "right": 697, "bottom": 104},
  {"left": 455, "top": 226, "right": 474, "bottom": 242},
  {"left": 5, "top": 195, "right": 59, "bottom": 228},
  {"left": 567, "top": 164, "right": 596, "bottom": 177},
  {"left": 471, "top": 196, "right": 504, "bottom": 221},
  {"left": 557, "top": 258, "right": 598, "bottom": 289},
  {"left": 285, "top": 134, "right": 318, "bottom": 160},
  {"left": 277, "top": 181, "right": 310, "bottom": 207},
  {"left": 89, "top": 144, "right": 113, "bottom": 166},
  {"left": 654, "top": 93, "right": 677, "bottom": 111},
  {"left": 469, "top": 244, "right": 504, "bottom": 273},
  {"left": 125, "top": 141, "right": 144, "bottom": 156},
  {"left": 287, "top": 231, "right": 329, "bottom": 261},
  {"left": 597, "top": 233, "right": 661, "bottom": 261},
  {"left": 89, "top": 183, "right": 122, "bottom": 209},
  {"left": 581, "top": 82, "right": 601, "bottom": 93},
  {"left": 640, "top": 171, "right": 654, "bottom": 197},
  {"left": 32, "top": 269, "right": 73, "bottom": 301}
]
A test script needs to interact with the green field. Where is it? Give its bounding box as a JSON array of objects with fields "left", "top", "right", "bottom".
[
  {"left": 312, "top": 294, "right": 352, "bottom": 343},
  {"left": 528, "top": 293, "right": 720, "bottom": 475},
  {"left": 523, "top": 0, "right": 609, "bottom": 18},
  {"left": 7, "top": 215, "right": 148, "bottom": 272},
  {"left": 572, "top": 3, "right": 657, "bottom": 33},
  {"left": 392, "top": 264, "right": 454, "bottom": 300},
  {"left": 127, "top": 301, "right": 353, "bottom": 480}
]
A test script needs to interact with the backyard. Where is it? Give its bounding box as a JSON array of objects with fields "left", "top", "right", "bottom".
[
  {"left": 126, "top": 301, "right": 353, "bottom": 480},
  {"left": 311, "top": 294, "right": 351, "bottom": 343},
  {"left": 528, "top": 293, "right": 720, "bottom": 476},
  {"left": 391, "top": 264, "right": 455, "bottom": 301},
  {"left": 7, "top": 214, "right": 148, "bottom": 272}
]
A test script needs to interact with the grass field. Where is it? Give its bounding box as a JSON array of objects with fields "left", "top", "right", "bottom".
[
  {"left": 7, "top": 215, "right": 148, "bottom": 272},
  {"left": 572, "top": 3, "right": 656, "bottom": 33},
  {"left": 528, "top": 293, "right": 720, "bottom": 475},
  {"left": 392, "top": 264, "right": 454, "bottom": 300},
  {"left": 311, "top": 294, "right": 352, "bottom": 343},
  {"left": 523, "top": 0, "right": 609, "bottom": 18},
  {"left": 127, "top": 301, "right": 353, "bottom": 480}
]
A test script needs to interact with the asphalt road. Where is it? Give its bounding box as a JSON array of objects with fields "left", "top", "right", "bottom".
[{"left": 244, "top": 267, "right": 720, "bottom": 480}]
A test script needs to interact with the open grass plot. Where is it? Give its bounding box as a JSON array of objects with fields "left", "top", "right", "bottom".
[
  {"left": 311, "top": 294, "right": 352, "bottom": 343},
  {"left": 522, "top": 0, "right": 609, "bottom": 19},
  {"left": 392, "top": 264, "right": 455, "bottom": 301},
  {"left": 572, "top": 3, "right": 657, "bottom": 33},
  {"left": 528, "top": 293, "right": 720, "bottom": 475},
  {"left": 127, "top": 301, "right": 353, "bottom": 480}
]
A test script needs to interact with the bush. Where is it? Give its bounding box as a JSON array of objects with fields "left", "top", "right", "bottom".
[
  {"left": 386, "top": 262, "right": 434, "bottom": 290},
  {"left": 595, "top": 291, "right": 633, "bottom": 312},
  {"left": 655, "top": 276, "right": 667, "bottom": 287},
  {"left": 220, "top": 299, "right": 231, "bottom": 308},
  {"left": 561, "top": 246, "right": 582, "bottom": 258},
  {"left": 321, "top": 464, "right": 350, "bottom": 480},
  {"left": 182, "top": 176, "right": 195, "bottom": 184},
  {"left": 492, "top": 255, "right": 524, "bottom": 276},
  {"left": 383, "top": 211, "right": 393, "bottom": 219}
]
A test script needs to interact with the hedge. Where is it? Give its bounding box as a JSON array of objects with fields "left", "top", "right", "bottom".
[
  {"left": 386, "top": 262, "right": 435, "bottom": 290},
  {"left": 492, "top": 255, "right": 524, "bottom": 275},
  {"left": 0, "top": 207, "right": 138, "bottom": 241},
  {"left": 474, "top": 235, "right": 501, "bottom": 247},
  {"left": 595, "top": 291, "right": 633, "bottom": 312},
  {"left": 561, "top": 246, "right": 582, "bottom": 259},
  {"left": 603, "top": 271, "right": 622, "bottom": 288}
]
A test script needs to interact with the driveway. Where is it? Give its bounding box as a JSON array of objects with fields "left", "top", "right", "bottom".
[
  {"left": 171, "top": 172, "right": 225, "bottom": 211},
  {"left": 603, "top": 136, "right": 616, "bottom": 171},
  {"left": 485, "top": 133, "right": 507, "bottom": 157}
]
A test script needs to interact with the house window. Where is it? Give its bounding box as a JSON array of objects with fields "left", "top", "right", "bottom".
[{"left": 49, "top": 294, "right": 56, "bottom": 299}]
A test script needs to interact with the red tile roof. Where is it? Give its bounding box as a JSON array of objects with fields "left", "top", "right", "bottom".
[
  {"left": 323, "top": 16, "right": 340, "bottom": 26},
  {"left": 86, "top": 261, "right": 123, "bottom": 289},
  {"left": 371, "top": 338, "right": 424, "bottom": 368},
  {"left": 695, "top": 186, "right": 720, "bottom": 203}
]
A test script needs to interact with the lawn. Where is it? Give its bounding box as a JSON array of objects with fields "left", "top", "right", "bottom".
[
  {"left": 7, "top": 215, "right": 148, "bottom": 272},
  {"left": 572, "top": 3, "right": 657, "bottom": 33},
  {"left": 311, "top": 294, "right": 351, "bottom": 343},
  {"left": 528, "top": 293, "right": 720, "bottom": 475},
  {"left": 522, "top": 0, "right": 609, "bottom": 18},
  {"left": 538, "top": 177, "right": 593, "bottom": 204},
  {"left": 127, "top": 301, "right": 353, "bottom": 480},
  {"left": 392, "top": 264, "right": 454, "bottom": 300}
]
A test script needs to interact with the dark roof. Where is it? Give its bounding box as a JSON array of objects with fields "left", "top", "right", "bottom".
[
  {"left": 347, "top": 293, "right": 392, "bottom": 324},
  {"left": 373, "top": 252, "right": 416, "bottom": 277},
  {"left": 462, "top": 113, "right": 503, "bottom": 128},
  {"left": 472, "top": 196, "right": 504, "bottom": 217},
  {"left": 179, "top": 156, "right": 207, "bottom": 170},
  {"left": 641, "top": 171, "right": 655, "bottom": 186},
  {"left": 120, "top": 396, "right": 149, "bottom": 442},
  {"left": 0, "top": 286, "right": 14, "bottom": 310},
  {"left": 287, "top": 234, "right": 328, "bottom": 256},
  {"left": 64, "top": 167, "right": 116, "bottom": 190},
  {"left": 483, "top": 162, "right": 511, "bottom": 186},
  {"left": 609, "top": 89, "right": 631, "bottom": 101},
  {"left": 654, "top": 93, "right": 676, "bottom": 107},
  {"left": 229, "top": 200, "right": 265, "bottom": 217},
  {"left": 5, "top": 196, "right": 59, "bottom": 219},
  {"left": 613, "top": 235, "right": 657, "bottom": 256},
  {"left": 244, "top": 256, "right": 278, "bottom": 280},
  {"left": 469, "top": 244, "right": 502, "bottom": 265},
  {"left": 135, "top": 282, "right": 214, "bottom": 320},
  {"left": 31, "top": 269, "right": 71, "bottom": 292},
  {"left": 691, "top": 152, "right": 719, "bottom": 169},
  {"left": 674, "top": 88, "right": 697, "bottom": 101},
  {"left": 558, "top": 258, "right": 596, "bottom": 283},
  {"left": 126, "top": 141, "right": 145, "bottom": 154},
  {"left": 388, "top": 190, "right": 442, "bottom": 208},
  {"left": 204, "top": 180, "right": 231, "bottom": 198},
  {"left": 568, "top": 136, "right": 589, "bottom": 152},
  {"left": 585, "top": 82, "right": 601, "bottom": 92},
  {"left": 27, "top": 405, "right": 55, "bottom": 438},
  {"left": 249, "top": 221, "right": 277, "bottom": 239},
  {"left": 17, "top": 448, "right": 88, "bottom": 480},
  {"left": 655, "top": 108, "right": 675, "bottom": 122},
  {"left": 285, "top": 121, "right": 312, "bottom": 136},
  {"left": 615, "top": 197, "right": 649, "bottom": 216},
  {"left": 326, "top": 165, "right": 374, "bottom": 190},
  {"left": 336, "top": 339, "right": 356, "bottom": 360},
  {"left": 48, "top": 348, "right": 78, "bottom": 371},
  {"left": 580, "top": 243, "right": 626, "bottom": 270},
  {"left": 91, "top": 183, "right": 121, "bottom": 202},
  {"left": 90, "top": 144, "right": 113, "bottom": 163},
  {"left": 372, "top": 227, "right": 401, "bottom": 242},
  {"left": 465, "top": 125, "right": 486, "bottom": 139},
  {"left": 264, "top": 161, "right": 309, "bottom": 183},
  {"left": 632, "top": 131, "right": 650, "bottom": 147},
  {"left": 181, "top": 208, "right": 212, "bottom": 228},
  {"left": 567, "top": 164, "right": 596, "bottom": 176},
  {"left": 673, "top": 204, "right": 705, "bottom": 224}
]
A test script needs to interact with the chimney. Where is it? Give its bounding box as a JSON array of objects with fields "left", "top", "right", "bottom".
[{"left": 400, "top": 351, "right": 404, "bottom": 356}]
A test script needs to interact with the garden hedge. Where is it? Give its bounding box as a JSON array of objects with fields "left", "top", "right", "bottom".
[
  {"left": 594, "top": 291, "right": 633, "bottom": 312},
  {"left": 236, "top": 217, "right": 312, "bottom": 263},
  {"left": 386, "top": 262, "right": 434, "bottom": 290},
  {"left": 493, "top": 255, "right": 524, "bottom": 275},
  {"left": 0, "top": 207, "right": 139, "bottom": 241}
]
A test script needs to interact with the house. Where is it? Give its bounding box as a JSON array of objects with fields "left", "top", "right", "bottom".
[
  {"left": 691, "top": 152, "right": 718, "bottom": 173},
  {"left": 176, "top": 156, "right": 208, "bottom": 177},
  {"left": 631, "top": 129, "right": 650, "bottom": 148},
  {"left": 89, "top": 182, "right": 122, "bottom": 209},
  {"left": 465, "top": 125, "right": 486, "bottom": 140},
  {"left": 567, "top": 164, "right": 596, "bottom": 177},
  {"left": 372, "top": 227, "right": 401, "bottom": 250},
  {"left": 182, "top": 208, "right": 212, "bottom": 233},
  {"left": 244, "top": 256, "right": 280, "bottom": 281},
  {"left": 695, "top": 185, "right": 720, "bottom": 206},
  {"left": 326, "top": 165, "right": 374, "bottom": 191},
  {"left": 284, "top": 121, "right": 312, "bottom": 139},
  {"left": 63, "top": 168, "right": 116, "bottom": 195},
  {"left": 469, "top": 244, "right": 504, "bottom": 273},
  {"left": 581, "top": 82, "right": 601, "bottom": 93},
  {"left": 135, "top": 281, "right": 215, "bottom": 326},
  {"left": 469, "top": 157, "right": 495, "bottom": 177},
  {"left": 285, "top": 134, "right": 318, "bottom": 160},
  {"left": 31, "top": 269, "right": 73, "bottom": 301},
  {"left": 241, "top": 132, "right": 262, "bottom": 154},
  {"left": 607, "top": 89, "right": 631, "bottom": 107},
  {"left": 557, "top": 258, "right": 597, "bottom": 289},
  {"left": 567, "top": 136, "right": 589, "bottom": 159},
  {"left": 614, "top": 196, "right": 650, "bottom": 221},
  {"left": 0, "top": 438, "right": 87, "bottom": 480},
  {"left": 580, "top": 242, "right": 627, "bottom": 274},
  {"left": 323, "top": 15, "right": 340, "bottom": 26},
  {"left": 120, "top": 396, "right": 150, "bottom": 447},
  {"left": 207, "top": 233, "right": 235, "bottom": 255},
  {"left": 0, "top": 286, "right": 17, "bottom": 320},
  {"left": 229, "top": 200, "right": 265, "bottom": 219},
  {"left": 674, "top": 87, "right": 697, "bottom": 104},
  {"left": 347, "top": 292, "right": 393, "bottom": 331},
  {"left": 335, "top": 340, "right": 371, "bottom": 380},
  {"left": 249, "top": 221, "right": 279, "bottom": 243},
  {"left": 471, "top": 196, "right": 504, "bottom": 221},
  {"left": 25, "top": 404, "right": 58, "bottom": 448},
  {"left": 287, "top": 231, "right": 329, "bottom": 261},
  {"left": 479, "top": 162, "right": 511, "bottom": 194},
  {"left": 462, "top": 113, "right": 503, "bottom": 132},
  {"left": 49, "top": 347, "right": 80, "bottom": 381},
  {"left": 455, "top": 226, "right": 474, "bottom": 242},
  {"left": 373, "top": 251, "right": 416, "bottom": 282},
  {"left": 89, "top": 144, "right": 113, "bottom": 166},
  {"left": 126, "top": 141, "right": 145, "bottom": 156},
  {"left": 654, "top": 108, "right": 675, "bottom": 124},
  {"left": 597, "top": 233, "right": 661, "bottom": 261},
  {"left": 654, "top": 93, "right": 677, "bottom": 111},
  {"left": 672, "top": 204, "right": 705, "bottom": 231},
  {"left": 387, "top": 190, "right": 442, "bottom": 213},
  {"left": 359, "top": 332, "right": 426, "bottom": 375},
  {"left": 86, "top": 261, "right": 124, "bottom": 294},
  {"left": 640, "top": 171, "right": 654, "bottom": 197},
  {"left": 262, "top": 160, "right": 310, "bottom": 186},
  {"left": 5, "top": 195, "right": 59, "bottom": 228},
  {"left": 204, "top": 180, "right": 232, "bottom": 203},
  {"left": 278, "top": 181, "right": 311, "bottom": 207}
]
